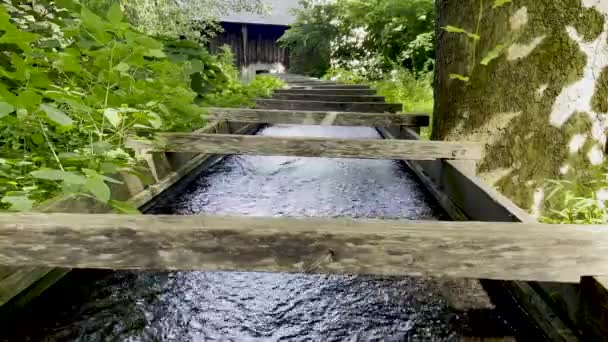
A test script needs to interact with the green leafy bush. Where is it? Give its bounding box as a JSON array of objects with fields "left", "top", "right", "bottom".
[
  {"left": 0, "top": 1, "right": 281, "bottom": 212},
  {"left": 199, "top": 47, "right": 285, "bottom": 108},
  {"left": 541, "top": 167, "right": 608, "bottom": 224},
  {"left": 281, "top": 0, "right": 435, "bottom": 78}
]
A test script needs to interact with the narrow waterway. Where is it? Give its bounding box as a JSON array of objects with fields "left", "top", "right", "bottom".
[{"left": 1, "top": 125, "right": 528, "bottom": 341}]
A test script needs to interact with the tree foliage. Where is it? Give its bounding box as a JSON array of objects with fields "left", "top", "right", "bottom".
[
  {"left": 118, "top": 0, "right": 266, "bottom": 42},
  {"left": 0, "top": 0, "right": 281, "bottom": 211},
  {"left": 280, "top": 0, "right": 435, "bottom": 78}
]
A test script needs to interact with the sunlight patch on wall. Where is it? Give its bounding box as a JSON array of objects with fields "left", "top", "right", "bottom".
[
  {"left": 549, "top": 0, "right": 608, "bottom": 164},
  {"left": 569, "top": 134, "right": 587, "bottom": 153},
  {"left": 507, "top": 36, "right": 546, "bottom": 61},
  {"left": 510, "top": 7, "right": 528, "bottom": 31}
]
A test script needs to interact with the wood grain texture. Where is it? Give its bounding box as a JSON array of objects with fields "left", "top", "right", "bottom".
[
  {"left": 209, "top": 108, "right": 430, "bottom": 127},
  {"left": 286, "top": 82, "right": 340, "bottom": 86},
  {"left": 290, "top": 84, "right": 370, "bottom": 89},
  {"left": 256, "top": 99, "right": 403, "bottom": 113},
  {"left": 272, "top": 94, "right": 386, "bottom": 102},
  {"left": 275, "top": 88, "right": 378, "bottom": 96},
  {"left": 129, "top": 133, "right": 482, "bottom": 160},
  {"left": 0, "top": 213, "right": 607, "bottom": 282}
]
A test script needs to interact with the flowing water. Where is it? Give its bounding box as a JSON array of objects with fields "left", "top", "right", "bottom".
[{"left": 0, "top": 125, "right": 535, "bottom": 341}]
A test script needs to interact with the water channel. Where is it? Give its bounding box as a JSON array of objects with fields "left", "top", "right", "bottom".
[{"left": 0, "top": 125, "right": 537, "bottom": 341}]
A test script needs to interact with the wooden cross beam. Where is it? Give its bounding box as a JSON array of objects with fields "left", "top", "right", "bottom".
[
  {"left": 255, "top": 99, "right": 402, "bottom": 113},
  {"left": 207, "top": 108, "right": 430, "bottom": 127},
  {"left": 275, "top": 89, "right": 378, "bottom": 96},
  {"left": 126, "top": 134, "right": 482, "bottom": 160},
  {"left": 0, "top": 213, "right": 606, "bottom": 283}
]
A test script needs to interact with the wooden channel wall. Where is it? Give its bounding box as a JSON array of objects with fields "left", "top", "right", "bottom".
[
  {"left": 377, "top": 125, "right": 589, "bottom": 341},
  {"left": 0, "top": 121, "right": 261, "bottom": 317}
]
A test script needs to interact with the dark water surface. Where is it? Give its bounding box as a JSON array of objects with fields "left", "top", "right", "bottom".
[{"left": 1, "top": 126, "right": 528, "bottom": 341}]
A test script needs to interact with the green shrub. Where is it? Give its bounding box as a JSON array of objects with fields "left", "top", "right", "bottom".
[
  {"left": 541, "top": 167, "right": 608, "bottom": 224},
  {"left": 0, "top": 1, "right": 282, "bottom": 212}
]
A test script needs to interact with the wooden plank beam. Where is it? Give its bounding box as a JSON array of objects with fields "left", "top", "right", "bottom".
[
  {"left": 256, "top": 99, "right": 403, "bottom": 113},
  {"left": 0, "top": 213, "right": 607, "bottom": 283},
  {"left": 288, "top": 84, "right": 371, "bottom": 90},
  {"left": 127, "top": 134, "right": 482, "bottom": 160},
  {"left": 272, "top": 94, "right": 386, "bottom": 102},
  {"left": 275, "top": 88, "right": 378, "bottom": 96},
  {"left": 208, "top": 108, "right": 430, "bottom": 127}
]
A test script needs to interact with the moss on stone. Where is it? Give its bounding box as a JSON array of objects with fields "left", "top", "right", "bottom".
[
  {"left": 592, "top": 67, "right": 608, "bottom": 113},
  {"left": 435, "top": 0, "right": 607, "bottom": 210}
]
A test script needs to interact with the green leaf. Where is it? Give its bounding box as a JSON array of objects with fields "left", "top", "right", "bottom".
[
  {"left": 30, "top": 169, "right": 86, "bottom": 185},
  {"left": 0, "top": 7, "right": 38, "bottom": 52},
  {"left": 103, "top": 108, "right": 122, "bottom": 127},
  {"left": 40, "top": 103, "right": 73, "bottom": 127},
  {"left": 146, "top": 111, "right": 162, "bottom": 129},
  {"left": 449, "top": 74, "right": 470, "bottom": 82},
  {"left": 145, "top": 49, "right": 166, "bottom": 58},
  {"left": 31, "top": 134, "right": 45, "bottom": 145},
  {"left": 15, "top": 91, "right": 42, "bottom": 110},
  {"left": 103, "top": 175, "right": 123, "bottom": 185},
  {"left": 2, "top": 196, "right": 34, "bottom": 212},
  {"left": 107, "top": 3, "right": 124, "bottom": 25},
  {"left": 481, "top": 44, "right": 506, "bottom": 66},
  {"left": 442, "top": 25, "right": 480, "bottom": 41},
  {"left": 85, "top": 175, "right": 111, "bottom": 203},
  {"left": 493, "top": 0, "right": 513, "bottom": 8},
  {"left": 109, "top": 200, "right": 141, "bottom": 214},
  {"left": 114, "top": 62, "right": 130, "bottom": 73},
  {"left": 0, "top": 102, "right": 14, "bottom": 118}
]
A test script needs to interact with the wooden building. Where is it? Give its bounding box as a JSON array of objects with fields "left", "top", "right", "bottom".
[{"left": 209, "top": 0, "right": 300, "bottom": 79}]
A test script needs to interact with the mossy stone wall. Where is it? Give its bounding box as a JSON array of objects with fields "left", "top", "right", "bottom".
[{"left": 434, "top": 0, "right": 608, "bottom": 213}]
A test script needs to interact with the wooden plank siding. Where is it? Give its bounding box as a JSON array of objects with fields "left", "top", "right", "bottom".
[
  {"left": 0, "top": 213, "right": 607, "bottom": 283},
  {"left": 126, "top": 134, "right": 482, "bottom": 160},
  {"left": 208, "top": 108, "right": 430, "bottom": 127},
  {"left": 209, "top": 22, "right": 289, "bottom": 69}
]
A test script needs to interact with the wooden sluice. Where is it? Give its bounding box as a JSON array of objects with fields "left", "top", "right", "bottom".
[{"left": 0, "top": 74, "right": 605, "bottom": 340}]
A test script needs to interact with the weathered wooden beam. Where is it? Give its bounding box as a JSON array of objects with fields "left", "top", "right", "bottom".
[
  {"left": 0, "top": 213, "right": 607, "bottom": 283},
  {"left": 580, "top": 276, "right": 608, "bottom": 341},
  {"left": 208, "top": 108, "right": 430, "bottom": 127},
  {"left": 288, "top": 84, "right": 371, "bottom": 90},
  {"left": 128, "top": 133, "right": 482, "bottom": 160},
  {"left": 272, "top": 94, "right": 386, "bottom": 102},
  {"left": 256, "top": 99, "right": 402, "bottom": 113},
  {"left": 275, "top": 88, "right": 378, "bottom": 96},
  {"left": 287, "top": 81, "right": 339, "bottom": 86}
]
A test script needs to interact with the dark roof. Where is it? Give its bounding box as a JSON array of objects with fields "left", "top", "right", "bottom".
[{"left": 219, "top": 0, "right": 301, "bottom": 26}]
